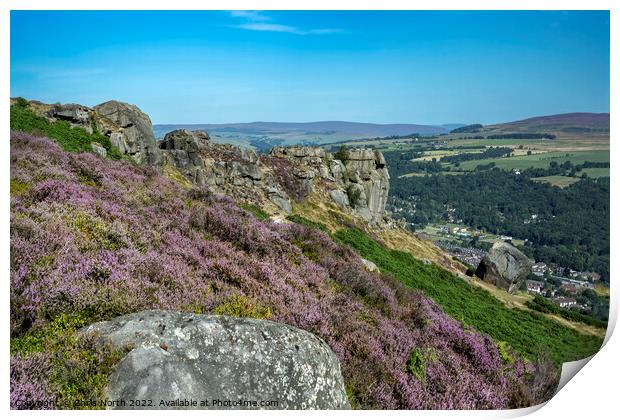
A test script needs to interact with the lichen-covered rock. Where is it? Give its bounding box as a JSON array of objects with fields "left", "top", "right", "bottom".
[
  {"left": 361, "top": 258, "right": 379, "bottom": 273},
  {"left": 80, "top": 310, "right": 350, "bottom": 410},
  {"left": 475, "top": 241, "right": 531, "bottom": 293}
]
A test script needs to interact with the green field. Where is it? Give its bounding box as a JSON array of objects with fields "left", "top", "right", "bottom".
[
  {"left": 334, "top": 228, "right": 603, "bottom": 365},
  {"left": 454, "top": 150, "right": 609, "bottom": 172},
  {"left": 532, "top": 176, "right": 582, "bottom": 188},
  {"left": 452, "top": 138, "right": 544, "bottom": 147},
  {"left": 577, "top": 167, "right": 610, "bottom": 178}
]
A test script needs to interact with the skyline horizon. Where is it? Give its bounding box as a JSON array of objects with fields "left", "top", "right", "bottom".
[
  {"left": 150, "top": 110, "right": 610, "bottom": 127},
  {"left": 12, "top": 95, "right": 610, "bottom": 127},
  {"left": 11, "top": 11, "right": 610, "bottom": 125}
]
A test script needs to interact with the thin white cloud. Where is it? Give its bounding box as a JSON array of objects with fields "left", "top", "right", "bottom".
[
  {"left": 229, "top": 10, "right": 343, "bottom": 36},
  {"left": 229, "top": 11, "right": 270, "bottom": 21},
  {"left": 236, "top": 23, "right": 299, "bottom": 34}
]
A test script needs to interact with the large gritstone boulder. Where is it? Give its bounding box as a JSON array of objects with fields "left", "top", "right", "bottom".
[
  {"left": 80, "top": 310, "right": 350, "bottom": 410},
  {"left": 94, "top": 100, "right": 161, "bottom": 166},
  {"left": 475, "top": 241, "right": 531, "bottom": 293}
]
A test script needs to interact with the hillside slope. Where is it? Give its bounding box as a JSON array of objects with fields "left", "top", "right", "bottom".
[
  {"left": 483, "top": 112, "right": 609, "bottom": 137},
  {"left": 153, "top": 120, "right": 447, "bottom": 141},
  {"left": 10, "top": 99, "right": 604, "bottom": 410},
  {"left": 11, "top": 132, "right": 551, "bottom": 409}
]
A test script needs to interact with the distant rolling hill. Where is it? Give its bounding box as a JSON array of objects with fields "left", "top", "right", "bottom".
[
  {"left": 153, "top": 120, "right": 447, "bottom": 150},
  {"left": 483, "top": 112, "right": 610, "bottom": 136}
]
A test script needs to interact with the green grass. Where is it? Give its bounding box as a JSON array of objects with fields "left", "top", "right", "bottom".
[
  {"left": 10, "top": 101, "right": 122, "bottom": 159},
  {"left": 577, "top": 167, "right": 610, "bottom": 178},
  {"left": 11, "top": 312, "right": 126, "bottom": 409},
  {"left": 334, "top": 228, "right": 603, "bottom": 365},
  {"left": 455, "top": 150, "right": 609, "bottom": 172},
  {"left": 532, "top": 176, "right": 581, "bottom": 188},
  {"left": 241, "top": 203, "right": 270, "bottom": 220},
  {"left": 286, "top": 214, "right": 330, "bottom": 233}
]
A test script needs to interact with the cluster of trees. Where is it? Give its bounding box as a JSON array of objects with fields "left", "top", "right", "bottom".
[
  {"left": 440, "top": 147, "right": 513, "bottom": 164},
  {"left": 450, "top": 124, "right": 483, "bottom": 133},
  {"left": 520, "top": 160, "right": 609, "bottom": 178},
  {"left": 455, "top": 135, "right": 485, "bottom": 140},
  {"left": 388, "top": 165, "right": 609, "bottom": 280},
  {"left": 382, "top": 149, "right": 439, "bottom": 176},
  {"left": 486, "top": 133, "right": 556, "bottom": 140},
  {"left": 525, "top": 295, "right": 607, "bottom": 328}
]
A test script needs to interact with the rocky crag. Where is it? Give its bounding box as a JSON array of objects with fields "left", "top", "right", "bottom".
[{"left": 16, "top": 99, "right": 391, "bottom": 226}]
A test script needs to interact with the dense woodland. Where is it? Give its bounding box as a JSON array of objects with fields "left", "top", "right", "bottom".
[
  {"left": 385, "top": 150, "right": 610, "bottom": 280},
  {"left": 486, "top": 133, "right": 556, "bottom": 140}
]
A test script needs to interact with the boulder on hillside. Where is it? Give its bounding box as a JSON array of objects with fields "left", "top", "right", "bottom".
[
  {"left": 94, "top": 100, "right": 161, "bottom": 167},
  {"left": 80, "top": 310, "right": 350, "bottom": 410},
  {"left": 475, "top": 241, "right": 531, "bottom": 293}
]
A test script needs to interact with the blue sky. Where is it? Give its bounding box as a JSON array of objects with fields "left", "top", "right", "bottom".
[{"left": 11, "top": 10, "right": 610, "bottom": 125}]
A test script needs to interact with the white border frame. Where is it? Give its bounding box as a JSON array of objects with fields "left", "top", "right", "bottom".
[{"left": 1, "top": 2, "right": 616, "bottom": 420}]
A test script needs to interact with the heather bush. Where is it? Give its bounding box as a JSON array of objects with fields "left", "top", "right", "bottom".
[
  {"left": 11, "top": 312, "right": 125, "bottom": 409},
  {"left": 11, "top": 132, "right": 557, "bottom": 409},
  {"left": 262, "top": 155, "right": 311, "bottom": 202}
]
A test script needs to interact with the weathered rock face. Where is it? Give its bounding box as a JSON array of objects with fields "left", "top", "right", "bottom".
[
  {"left": 80, "top": 310, "right": 350, "bottom": 410},
  {"left": 475, "top": 241, "right": 531, "bottom": 293},
  {"left": 19, "top": 98, "right": 391, "bottom": 224},
  {"left": 159, "top": 129, "right": 210, "bottom": 184},
  {"left": 46, "top": 103, "right": 93, "bottom": 131},
  {"left": 94, "top": 100, "right": 162, "bottom": 167},
  {"left": 269, "top": 146, "right": 390, "bottom": 225}
]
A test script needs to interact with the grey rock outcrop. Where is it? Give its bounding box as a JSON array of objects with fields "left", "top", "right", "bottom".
[
  {"left": 475, "top": 241, "right": 531, "bottom": 293},
  {"left": 94, "top": 100, "right": 162, "bottom": 167},
  {"left": 17, "top": 98, "right": 392, "bottom": 224},
  {"left": 329, "top": 189, "right": 349, "bottom": 209},
  {"left": 343, "top": 149, "right": 390, "bottom": 224},
  {"left": 91, "top": 142, "right": 107, "bottom": 158},
  {"left": 159, "top": 129, "right": 210, "bottom": 184},
  {"left": 361, "top": 258, "right": 379, "bottom": 273},
  {"left": 80, "top": 310, "right": 350, "bottom": 410},
  {"left": 269, "top": 146, "right": 390, "bottom": 225},
  {"left": 267, "top": 187, "right": 293, "bottom": 213},
  {"left": 46, "top": 103, "right": 93, "bottom": 130}
]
